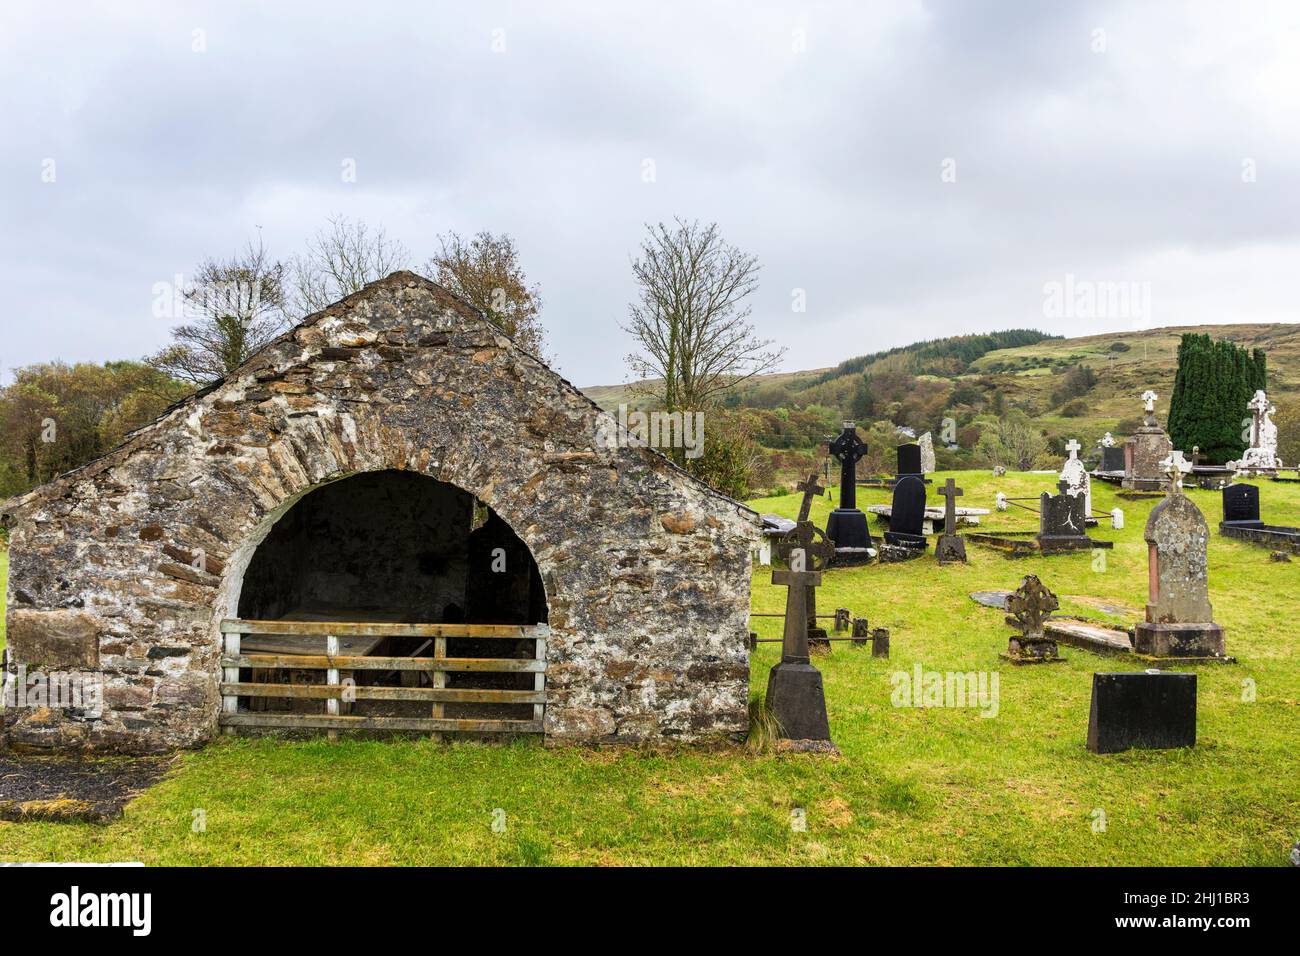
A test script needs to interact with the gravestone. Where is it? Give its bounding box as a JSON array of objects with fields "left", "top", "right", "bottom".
[
  {"left": 884, "top": 474, "right": 928, "bottom": 550},
  {"left": 1221, "top": 484, "right": 1263, "bottom": 529},
  {"left": 774, "top": 488, "right": 837, "bottom": 652},
  {"left": 935, "top": 478, "right": 967, "bottom": 564},
  {"left": 918, "top": 432, "right": 936, "bottom": 474},
  {"left": 1133, "top": 462, "right": 1226, "bottom": 658},
  {"left": 765, "top": 547, "right": 836, "bottom": 752},
  {"left": 1123, "top": 390, "right": 1174, "bottom": 491},
  {"left": 1086, "top": 672, "right": 1196, "bottom": 754},
  {"left": 1003, "top": 574, "right": 1062, "bottom": 662},
  {"left": 825, "top": 422, "right": 874, "bottom": 554},
  {"left": 1059, "top": 438, "right": 1093, "bottom": 520},
  {"left": 1037, "top": 481, "right": 1090, "bottom": 552},
  {"left": 1100, "top": 445, "right": 1126, "bottom": 473},
  {"left": 1230, "top": 389, "right": 1283, "bottom": 477},
  {"left": 897, "top": 443, "right": 922, "bottom": 477}
]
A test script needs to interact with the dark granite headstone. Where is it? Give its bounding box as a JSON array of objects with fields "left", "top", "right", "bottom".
[
  {"left": 1086, "top": 672, "right": 1196, "bottom": 754},
  {"left": 884, "top": 474, "right": 928, "bottom": 549},
  {"left": 897, "top": 443, "right": 922, "bottom": 477},
  {"left": 1221, "top": 484, "right": 1263, "bottom": 528},
  {"left": 1038, "top": 486, "right": 1090, "bottom": 551},
  {"left": 1100, "top": 447, "right": 1126, "bottom": 472}
]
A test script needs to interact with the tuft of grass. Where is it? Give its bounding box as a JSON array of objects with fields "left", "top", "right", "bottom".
[{"left": 745, "top": 691, "right": 782, "bottom": 754}]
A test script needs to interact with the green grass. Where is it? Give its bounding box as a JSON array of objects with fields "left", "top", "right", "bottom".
[{"left": 2, "top": 472, "right": 1298, "bottom": 865}]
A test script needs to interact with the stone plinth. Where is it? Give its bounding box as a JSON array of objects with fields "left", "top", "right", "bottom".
[
  {"left": 766, "top": 661, "right": 833, "bottom": 746},
  {"left": 1123, "top": 416, "right": 1174, "bottom": 491}
]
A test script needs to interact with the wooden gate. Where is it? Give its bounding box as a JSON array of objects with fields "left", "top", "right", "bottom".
[{"left": 217, "top": 619, "right": 548, "bottom": 736}]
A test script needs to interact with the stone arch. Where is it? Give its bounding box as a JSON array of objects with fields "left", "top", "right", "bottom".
[{"left": 216, "top": 467, "right": 548, "bottom": 629}]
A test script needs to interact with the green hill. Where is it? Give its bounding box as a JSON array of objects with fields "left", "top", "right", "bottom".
[{"left": 582, "top": 323, "right": 1300, "bottom": 489}]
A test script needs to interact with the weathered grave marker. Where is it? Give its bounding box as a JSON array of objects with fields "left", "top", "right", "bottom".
[
  {"left": 1003, "top": 574, "right": 1063, "bottom": 663},
  {"left": 774, "top": 510, "right": 836, "bottom": 654},
  {"left": 765, "top": 547, "right": 836, "bottom": 751},
  {"left": 1037, "top": 480, "right": 1091, "bottom": 553},
  {"left": 1122, "top": 390, "right": 1174, "bottom": 491},
  {"left": 1133, "top": 458, "right": 1227, "bottom": 659},
  {"left": 935, "top": 477, "right": 967, "bottom": 564}
]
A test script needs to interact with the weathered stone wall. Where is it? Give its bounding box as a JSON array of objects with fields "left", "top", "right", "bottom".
[{"left": 1, "top": 273, "right": 759, "bottom": 753}]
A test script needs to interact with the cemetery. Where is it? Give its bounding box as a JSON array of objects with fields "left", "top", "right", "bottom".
[
  {"left": 1, "top": 398, "right": 1297, "bottom": 865},
  {"left": 0, "top": 281, "right": 1297, "bottom": 866}
]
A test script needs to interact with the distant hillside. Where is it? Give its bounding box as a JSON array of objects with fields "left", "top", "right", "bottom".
[{"left": 581, "top": 322, "right": 1300, "bottom": 491}]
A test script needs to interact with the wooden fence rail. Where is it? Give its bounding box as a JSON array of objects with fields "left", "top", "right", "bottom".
[{"left": 217, "top": 619, "right": 549, "bottom": 737}]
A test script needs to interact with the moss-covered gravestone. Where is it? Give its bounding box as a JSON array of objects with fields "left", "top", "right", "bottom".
[{"left": 1133, "top": 461, "right": 1227, "bottom": 659}]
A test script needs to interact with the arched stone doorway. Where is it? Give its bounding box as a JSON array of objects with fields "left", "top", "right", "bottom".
[{"left": 223, "top": 469, "right": 549, "bottom": 732}]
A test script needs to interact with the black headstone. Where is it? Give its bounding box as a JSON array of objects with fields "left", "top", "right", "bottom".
[
  {"left": 1221, "top": 484, "right": 1263, "bottom": 528},
  {"left": 1087, "top": 672, "right": 1196, "bottom": 754},
  {"left": 1039, "top": 490, "right": 1087, "bottom": 541},
  {"left": 897, "top": 443, "right": 922, "bottom": 477},
  {"left": 1100, "top": 447, "right": 1126, "bottom": 472},
  {"left": 884, "top": 474, "right": 928, "bottom": 548}
]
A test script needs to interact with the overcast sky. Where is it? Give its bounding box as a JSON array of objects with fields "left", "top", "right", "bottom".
[{"left": 2, "top": 1, "right": 1297, "bottom": 388}]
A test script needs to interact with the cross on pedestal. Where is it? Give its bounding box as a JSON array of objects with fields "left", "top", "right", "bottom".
[
  {"left": 828, "top": 422, "right": 869, "bottom": 511},
  {"left": 1141, "top": 390, "right": 1159, "bottom": 415},
  {"left": 795, "top": 471, "right": 824, "bottom": 524},
  {"left": 938, "top": 477, "right": 963, "bottom": 536},
  {"left": 771, "top": 552, "right": 823, "bottom": 664},
  {"left": 1161, "top": 450, "right": 1191, "bottom": 492},
  {"left": 1065, "top": 438, "right": 1082, "bottom": 461}
]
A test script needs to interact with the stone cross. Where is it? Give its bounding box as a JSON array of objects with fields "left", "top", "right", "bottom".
[
  {"left": 771, "top": 550, "right": 823, "bottom": 664},
  {"left": 1065, "top": 438, "right": 1081, "bottom": 460},
  {"left": 935, "top": 477, "right": 967, "bottom": 564},
  {"left": 1006, "top": 574, "right": 1059, "bottom": 641},
  {"left": 795, "top": 471, "right": 824, "bottom": 524},
  {"left": 1161, "top": 451, "right": 1192, "bottom": 492},
  {"left": 1142, "top": 389, "right": 1159, "bottom": 414},
  {"left": 939, "top": 478, "right": 963, "bottom": 535},
  {"left": 828, "top": 422, "right": 869, "bottom": 511},
  {"left": 775, "top": 523, "right": 835, "bottom": 637}
]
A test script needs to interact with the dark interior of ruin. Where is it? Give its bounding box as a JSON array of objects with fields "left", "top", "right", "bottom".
[{"left": 236, "top": 470, "right": 547, "bottom": 721}]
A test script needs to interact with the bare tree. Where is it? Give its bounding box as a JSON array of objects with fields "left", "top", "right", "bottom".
[
  {"left": 147, "top": 237, "right": 289, "bottom": 385},
  {"left": 623, "top": 218, "right": 782, "bottom": 414},
  {"left": 290, "top": 215, "right": 410, "bottom": 316},
  {"left": 426, "top": 230, "right": 546, "bottom": 356}
]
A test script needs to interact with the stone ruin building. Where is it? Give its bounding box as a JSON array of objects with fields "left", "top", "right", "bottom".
[{"left": 1, "top": 273, "right": 759, "bottom": 753}]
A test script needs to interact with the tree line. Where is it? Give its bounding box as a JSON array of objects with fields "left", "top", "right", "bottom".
[{"left": 1, "top": 217, "right": 779, "bottom": 501}]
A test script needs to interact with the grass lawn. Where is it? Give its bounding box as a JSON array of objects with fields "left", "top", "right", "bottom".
[{"left": 1, "top": 472, "right": 1298, "bottom": 865}]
